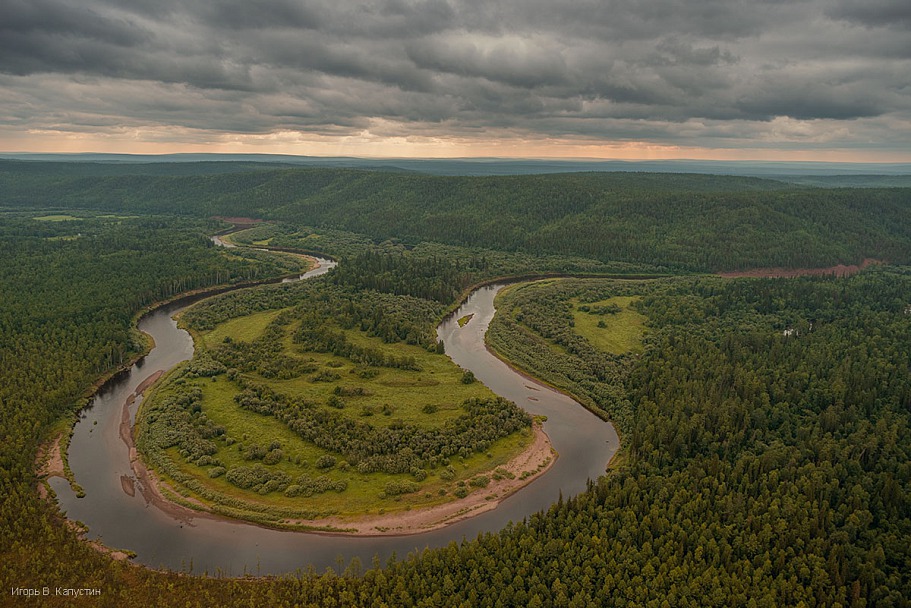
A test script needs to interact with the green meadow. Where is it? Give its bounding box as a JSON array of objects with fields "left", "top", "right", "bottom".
[
  {"left": 570, "top": 296, "right": 646, "bottom": 355},
  {"left": 32, "top": 214, "right": 80, "bottom": 221},
  {"left": 140, "top": 305, "right": 533, "bottom": 526}
]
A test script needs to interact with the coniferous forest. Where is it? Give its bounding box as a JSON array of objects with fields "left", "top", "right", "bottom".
[{"left": 1, "top": 162, "right": 910, "bottom": 606}]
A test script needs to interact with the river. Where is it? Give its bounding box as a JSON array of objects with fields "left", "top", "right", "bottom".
[{"left": 50, "top": 261, "right": 618, "bottom": 575}]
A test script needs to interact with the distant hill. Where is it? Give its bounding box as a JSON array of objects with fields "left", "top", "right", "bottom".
[
  {"left": 1, "top": 153, "right": 909, "bottom": 181},
  {"left": 1, "top": 160, "right": 910, "bottom": 272}
]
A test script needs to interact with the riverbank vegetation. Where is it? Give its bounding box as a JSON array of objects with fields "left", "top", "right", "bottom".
[
  {"left": 137, "top": 280, "right": 534, "bottom": 526},
  {"left": 488, "top": 279, "right": 653, "bottom": 434},
  {"left": 2, "top": 162, "right": 910, "bottom": 605}
]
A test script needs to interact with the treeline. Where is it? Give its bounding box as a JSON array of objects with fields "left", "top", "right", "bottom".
[
  {"left": 230, "top": 377, "right": 530, "bottom": 475},
  {"left": 182, "top": 279, "right": 443, "bottom": 347},
  {"left": 230, "top": 223, "right": 661, "bottom": 283},
  {"left": 487, "top": 279, "right": 651, "bottom": 434},
  {"left": 5, "top": 161, "right": 911, "bottom": 271},
  {"left": 328, "top": 244, "right": 658, "bottom": 304},
  {"left": 330, "top": 248, "right": 484, "bottom": 303}
]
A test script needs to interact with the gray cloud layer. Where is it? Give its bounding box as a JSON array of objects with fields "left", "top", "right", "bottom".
[{"left": 1, "top": 0, "right": 908, "bottom": 153}]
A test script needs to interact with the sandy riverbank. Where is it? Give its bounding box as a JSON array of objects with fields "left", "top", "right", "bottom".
[
  {"left": 289, "top": 423, "right": 555, "bottom": 535},
  {"left": 126, "top": 408, "right": 555, "bottom": 536},
  {"left": 36, "top": 433, "right": 66, "bottom": 499}
]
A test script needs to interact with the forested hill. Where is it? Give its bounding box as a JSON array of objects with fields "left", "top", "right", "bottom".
[{"left": 3, "top": 161, "right": 911, "bottom": 271}]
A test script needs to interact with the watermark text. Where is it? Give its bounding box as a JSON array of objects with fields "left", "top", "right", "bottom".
[{"left": 11, "top": 586, "right": 102, "bottom": 598}]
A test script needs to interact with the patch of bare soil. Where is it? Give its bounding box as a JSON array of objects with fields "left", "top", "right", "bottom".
[
  {"left": 718, "top": 258, "right": 882, "bottom": 279},
  {"left": 36, "top": 433, "right": 67, "bottom": 500},
  {"left": 37, "top": 433, "right": 66, "bottom": 480}
]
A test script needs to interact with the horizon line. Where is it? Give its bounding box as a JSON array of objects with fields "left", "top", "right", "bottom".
[{"left": 2, "top": 151, "right": 910, "bottom": 166}]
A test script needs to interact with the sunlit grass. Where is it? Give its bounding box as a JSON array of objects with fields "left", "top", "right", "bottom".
[
  {"left": 571, "top": 296, "right": 646, "bottom": 354},
  {"left": 32, "top": 214, "right": 79, "bottom": 221},
  {"left": 201, "top": 309, "right": 283, "bottom": 347},
  {"left": 146, "top": 308, "right": 532, "bottom": 522}
]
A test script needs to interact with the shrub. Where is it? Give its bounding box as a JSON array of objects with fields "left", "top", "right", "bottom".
[
  {"left": 469, "top": 475, "right": 490, "bottom": 488},
  {"left": 311, "top": 370, "right": 341, "bottom": 382},
  {"left": 243, "top": 444, "right": 267, "bottom": 461},
  {"left": 351, "top": 367, "right": 379, "bottom": 379},
  {"left": 263, "top": 448, "right": 283, "bottom": 465},
  {"left": 226, "top": 465, "right": 271, "bottom": 489},
  {"left": 315, "top": 454, "right": 337, "bottom": 469},
  {"left": 384, "top": 480, "right": 420, "bottom": 496}
]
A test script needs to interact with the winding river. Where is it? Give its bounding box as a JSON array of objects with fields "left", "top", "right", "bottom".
[{"left": 50, "top": 259, "right": 619, "bottom": 575}]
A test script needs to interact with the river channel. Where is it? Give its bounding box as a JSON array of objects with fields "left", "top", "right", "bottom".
[{"left": 50, "top": 263, "right": 619, "bottom": 575}]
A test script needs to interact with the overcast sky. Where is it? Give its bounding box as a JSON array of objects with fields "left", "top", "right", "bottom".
[{"left": 1, "top": 0, "right": 909, "bottom": 160}]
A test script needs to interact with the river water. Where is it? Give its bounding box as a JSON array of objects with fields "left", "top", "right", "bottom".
[{"left": 51, "top": 266, "right": 618, "bottom": 575}]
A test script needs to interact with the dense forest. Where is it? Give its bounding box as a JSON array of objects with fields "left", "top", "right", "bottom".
[
  {"left": 486, "top": 274, "right": 911, "bottom": 605},
  {"left": 2, "top": 164, "right": 910, "bottom": 605},
  {"left": 4, "top": 161, "right": 911, "bottom": 271}
]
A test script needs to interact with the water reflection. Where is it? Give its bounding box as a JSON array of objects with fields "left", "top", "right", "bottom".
[{"left": 53, "top": 276, "right": 617, "bottom": 574}]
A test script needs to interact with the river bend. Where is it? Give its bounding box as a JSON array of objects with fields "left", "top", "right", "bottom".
[{"left": 51, "top": 266, "right": 618, "bottom": 575}]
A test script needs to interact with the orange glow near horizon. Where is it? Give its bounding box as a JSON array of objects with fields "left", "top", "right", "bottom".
[{"left": 2, "top": 127, "right": 909, "bottom": 163}]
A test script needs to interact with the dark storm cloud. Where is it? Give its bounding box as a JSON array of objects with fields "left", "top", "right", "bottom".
[
  {"left": 826, "top": 0, "right": 911, "bottom": 28},
  {"left": 0, "top": 0, "right": 908, "bottom": 153},
  {"left": 195, "top": 0, "right": 323, "bottom": 31},
  {"left": 0, "top": 0, "right": 151, "bottom": 76},
  {"left": 0, "top": 0, "right": 149, "bottom": 46}
]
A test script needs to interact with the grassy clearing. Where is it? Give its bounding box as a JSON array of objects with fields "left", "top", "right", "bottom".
[
  {"left": 32, "top": 214, "right": 80, "bottom": 222},
  {"left": 141, "top": 308, "right": 533, "bottom": 523},
  {"left": 164, "top": 374, "right": 532, "bottom": 519},
  {"left": 571, "top": 296, "right": 646, "bottom": 354},
  {"left": 201, "top": 309, "right": 283, "bottom": 347}
]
